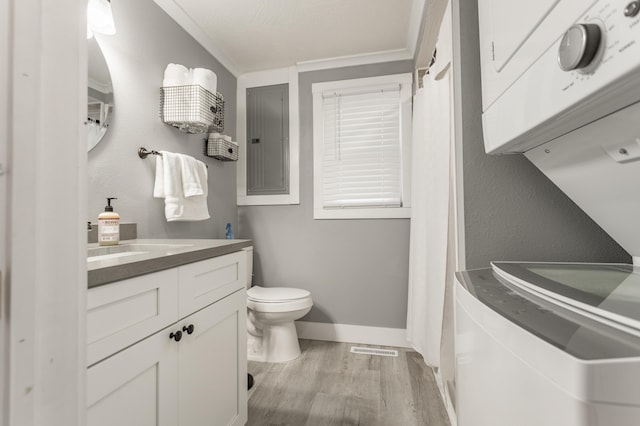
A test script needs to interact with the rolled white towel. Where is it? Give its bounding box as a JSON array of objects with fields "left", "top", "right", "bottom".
[
  {"left": 162, "top": 63, "right": 190, "bottom": 87},
  {"left": 192, "top": 68, "right": 217, "bottom": 94},
  {"left": 189, "top": 68, "right": 218, "bottom": 126},
  {"left": 162, "top": 64, "right": 192, "bottom": 123}
]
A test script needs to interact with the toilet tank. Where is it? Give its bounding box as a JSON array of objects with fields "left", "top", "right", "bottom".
[{"left": 242, "top": 246, "right": 253, "bottom": 288}]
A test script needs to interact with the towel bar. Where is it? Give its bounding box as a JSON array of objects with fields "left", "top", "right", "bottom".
[
  {"left": 138, "top": 147, "right": 207, "bottom": 167},
  {"left": 138, "top": 147, "right": 162, "bottom": 159}
]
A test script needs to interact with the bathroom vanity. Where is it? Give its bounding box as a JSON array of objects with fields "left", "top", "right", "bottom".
[{"left": 86, "top": 239, "right": 251, "bottom": 426}]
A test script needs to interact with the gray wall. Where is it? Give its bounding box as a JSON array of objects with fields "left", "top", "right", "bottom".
[
  {"left": 238, "top": 61, "right": 414, "bottom": 329},
  {"left": 88, "top": 0, "right": 237, "bottom": 239},
  {"left": 455, "top": 0, "right": 630, "bottom": 269}
]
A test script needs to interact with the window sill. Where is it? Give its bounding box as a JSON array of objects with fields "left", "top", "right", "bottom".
[
  {"left": 313, "top": 207, "right": 411, "bottom": 220},
  {"left": 237, "top": 194, "right": 300, "bottom": 206}
]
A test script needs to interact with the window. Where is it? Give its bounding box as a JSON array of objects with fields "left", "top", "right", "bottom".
[{"left": 312, "top": 73, "right": 412, "bottom": 219}]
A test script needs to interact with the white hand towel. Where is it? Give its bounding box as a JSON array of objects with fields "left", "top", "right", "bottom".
[
  {"left": 153, "top": 151, "right": 210, "bottom": 222},
  {"left": 153, "top": 153, "right": 167, "bottom": 198},
  {"left": 180, "top": 154, "right": 207, "bottom": 197}
]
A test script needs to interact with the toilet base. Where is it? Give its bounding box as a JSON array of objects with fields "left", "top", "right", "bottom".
[{"left": 247, "top": 320, "right": 302, "bottom": 363}]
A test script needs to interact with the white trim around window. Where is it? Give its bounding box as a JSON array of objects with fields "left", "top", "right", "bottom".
[
  {"left": 312, "top": 73, "right": 413, "bottom": 219},
  {"left": 236, "top": 66, "right": 300, "bottom": 206}
]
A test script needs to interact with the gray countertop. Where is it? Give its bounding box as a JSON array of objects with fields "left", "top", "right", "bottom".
[{"left": 87, "top": 238, "right": 252, "bottom": 288}]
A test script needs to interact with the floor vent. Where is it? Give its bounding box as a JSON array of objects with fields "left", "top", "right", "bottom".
[{"left": 350, "top": 347, "right": 398, "bottom": 357}]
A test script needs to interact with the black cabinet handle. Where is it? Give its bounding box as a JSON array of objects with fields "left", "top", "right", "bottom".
[
  {"left": 182, "top": 324, "right": 195, "bottom": 335},
  {"left": 169, "top": 330, "right": 182, "bottom": 342}
]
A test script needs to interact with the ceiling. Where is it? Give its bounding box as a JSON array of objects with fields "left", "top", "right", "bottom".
[{"left": 154, "top": 0, "right": 426, "bottom": 76}]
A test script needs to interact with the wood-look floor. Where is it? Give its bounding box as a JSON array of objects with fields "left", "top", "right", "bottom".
[{"left": 247, "top": 339, "right": 451, "bottom": 426}]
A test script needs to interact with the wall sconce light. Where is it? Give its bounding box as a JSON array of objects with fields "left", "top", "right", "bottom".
[{"left": 87, "top": 0, "right": 116, "bottom": 39}]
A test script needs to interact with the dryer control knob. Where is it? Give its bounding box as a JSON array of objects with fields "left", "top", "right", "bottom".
[{"left": 558, "top": 23, "right": 602, "bottom": 72}]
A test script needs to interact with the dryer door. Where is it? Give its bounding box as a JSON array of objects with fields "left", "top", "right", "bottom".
[
  {"left": 488, "top": 0, "right": 560, "bottom": 72},
  {"left": 477, "top": 0, "right": 595, "bottom": 110}
]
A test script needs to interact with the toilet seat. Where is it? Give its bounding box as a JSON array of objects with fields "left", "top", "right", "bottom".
[
  {"left": 247, "top": 286, "right": 313, "bottom": 313},
  {"left": 247, "top": 286, "right": 310, "bottom": 302}
]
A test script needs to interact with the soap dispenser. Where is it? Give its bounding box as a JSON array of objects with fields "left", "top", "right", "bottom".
[
  {"left": 98, "top": 197, "right": 120, "bottom": 246},
  {"left": 225, "top": 223, "right": 234, "bottom": 239}
]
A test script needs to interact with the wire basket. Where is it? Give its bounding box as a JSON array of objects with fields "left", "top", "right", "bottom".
[
  {"left": 206, "top": 137, "right": 238, "bottom": 161},
  {"left": 160, "top": 85, "right": 224, "bottom": 133}
]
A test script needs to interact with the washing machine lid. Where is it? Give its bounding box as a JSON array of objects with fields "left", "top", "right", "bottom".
[
  {"left": 456, "top": 268, "right": 640, "bottom": 360},
  {"left": 247, "top": 286, "right": 311, "bottom": 302},
  {"left": 492, "top": 262, "right": 640, "bottom": 332}
]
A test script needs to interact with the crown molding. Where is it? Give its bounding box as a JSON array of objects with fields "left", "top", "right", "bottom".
[
  {"left": 155, "top": 0, "right": 428, "bottom": 77},
  {"left": 296, "top": 48, "right": 413, "bottom": 73},
  {"left": 153, "top": 0, "right": 242, "bottom": 77},
  {"left": 88, "top": 77, "right": 112, "bottom": 94},
  {"left": 408, "top": 0, "right": 427, "bottom": 56}
]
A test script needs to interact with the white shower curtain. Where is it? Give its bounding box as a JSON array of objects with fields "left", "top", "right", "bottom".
[{"left": 406, "top": 68, "right": 454, "bottom": 367}]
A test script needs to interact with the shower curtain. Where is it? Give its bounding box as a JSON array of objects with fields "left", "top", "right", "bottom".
[{"left": 406, "top": 67, "right": 454, "bottom": 367}]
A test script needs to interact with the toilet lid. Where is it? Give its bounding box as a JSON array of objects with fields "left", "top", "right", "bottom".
[{"left": 247, "top": 286, "right": 311, "bottom": 302}]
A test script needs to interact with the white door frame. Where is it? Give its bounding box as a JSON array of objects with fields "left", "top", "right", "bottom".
[
  {"left": 451, "top": 0, "right": 466, "bottom": 272},
  {"left": 4, "top": 1, "right": 87, "bottom": 425},
  {"left": 1, "top": 0, "right": 9, "bottom": 422},
  {"left": 236, "top": 67, "right": 300, "bottom": 206}
]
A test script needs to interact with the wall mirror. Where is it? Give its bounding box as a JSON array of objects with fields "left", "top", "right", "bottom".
[{"left": 87, "top": 37, "right": 114, "bottom": 152}]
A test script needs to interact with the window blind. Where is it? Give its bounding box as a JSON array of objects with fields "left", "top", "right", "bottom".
[{"left": 320, "top": 83, "right": 403, "bottom": 209}]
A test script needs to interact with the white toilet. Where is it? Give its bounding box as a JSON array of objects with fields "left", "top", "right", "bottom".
[{"left": 243, "top": 247, "right": 313, "bottom": 363}]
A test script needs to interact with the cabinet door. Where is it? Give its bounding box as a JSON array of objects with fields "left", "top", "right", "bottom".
[
  {"left": 178, "top": 289, "right": 247, "bottom": 426},
  {"left": 87, "top": 268, "right": 179, "bottom": 366},
  {"left": 87, "top": 324, "right": 180, "bottom": 426},
  {"left": 178, "top": 251, "right": 246, "bottom": 318}
]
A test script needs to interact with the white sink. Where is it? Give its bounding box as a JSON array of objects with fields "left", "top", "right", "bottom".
[
  {"left": 87, "top": 251, "right": 150, "bottom": 262},
  {"left": 87, "top": 243, "right": 193, "bottom": 262}
]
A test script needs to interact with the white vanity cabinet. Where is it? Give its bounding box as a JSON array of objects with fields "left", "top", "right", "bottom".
[
  {"left": 86, "top": 251, "right": 248, "bottom": 426},
  {"left": 87, "top": 321, "right": 179, "bottom": 426}
]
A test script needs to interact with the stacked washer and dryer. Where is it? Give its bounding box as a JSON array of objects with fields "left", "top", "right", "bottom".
[{"left": 456, "top": 1, "right": 640, "bottom": 425}]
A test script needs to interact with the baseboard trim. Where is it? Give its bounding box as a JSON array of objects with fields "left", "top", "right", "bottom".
[
  {"left": 434, "top": 369, "right": 458, "bottom": 426},
  {"left": 295, "top": 321, "right": 410, "bottom": 348}
]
